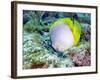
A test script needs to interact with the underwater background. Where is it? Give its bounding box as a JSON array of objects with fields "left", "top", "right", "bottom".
[{"left": 23, "top": 10, "right": 91, "bottom": 69}]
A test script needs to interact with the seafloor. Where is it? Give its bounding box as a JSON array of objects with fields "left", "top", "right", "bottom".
[{"left": 23, "top": 11, "right": 91, "bottom": 69}]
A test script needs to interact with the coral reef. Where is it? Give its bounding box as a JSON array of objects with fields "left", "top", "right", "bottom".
[
  {"left": 23, "top": 11, "right": 91, "bottom": 69},
  {"left": 67, "top": 42, "right": 91, "bottom": 66}
]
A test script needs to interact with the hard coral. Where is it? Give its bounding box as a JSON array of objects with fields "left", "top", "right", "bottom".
[
  {"left": 69, "top": 49, "right": 91, "bottom": 66},
  {"left": 31, "top": 62, "right": 49, "bottom": 69}
]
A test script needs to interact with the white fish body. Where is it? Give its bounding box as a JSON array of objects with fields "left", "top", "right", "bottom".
[{"left": 50, "top": 23, "right": 74, "bottom": 52}]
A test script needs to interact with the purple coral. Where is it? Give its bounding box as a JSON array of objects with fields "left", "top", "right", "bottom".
[{"left": 69, "top": 50, "right": 91, "bottom": 66}]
